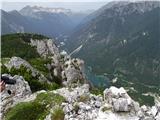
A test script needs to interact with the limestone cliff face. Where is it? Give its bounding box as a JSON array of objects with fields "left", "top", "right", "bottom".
[
  {"left": 30, "top": 39, "right": 60, "bottom": 58},
  {"left": 30, "top": 38, "right": 86, "bottom": 85},
  {"left": 3, "top": 37, "right": 86, "bottom": 86},
  {"left": 30, "top": 38, "right": 62, "bottom": 77},
  {"left": 62, "top": 57, "right": 86, "bottom": 86}
]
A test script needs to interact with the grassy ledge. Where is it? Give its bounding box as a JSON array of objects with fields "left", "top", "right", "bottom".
[{"left": 5, "top": 92, "right": 65, "bottom": 120}]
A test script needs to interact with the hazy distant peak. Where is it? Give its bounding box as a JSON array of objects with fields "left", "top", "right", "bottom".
[
  {"left": 8, "top": 10, "right": 21, "bottom": 16},
  {"left": 0, "top": 9, "right": 6, "bottom": 14},
  {"left": 20, "top": 5, "right": 72, "bottom": 15}
]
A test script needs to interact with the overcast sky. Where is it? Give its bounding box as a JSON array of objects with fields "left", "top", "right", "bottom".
[
  {"left": 1, "top": 0, "right": 153, "bottom": 12},
  {"left": 1, "top": 2, "right": 107, "bottom": 12}
]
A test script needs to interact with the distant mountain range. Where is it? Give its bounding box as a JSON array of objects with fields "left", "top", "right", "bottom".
[
  {"left": 66, "top": 1, "right": 160, "bottom": 100},
  {"left": 1, "top": 5, "right": 90, "bottom": 38},
  {"left": 20, "top": 5, "right": 72, "bottom": 15}
]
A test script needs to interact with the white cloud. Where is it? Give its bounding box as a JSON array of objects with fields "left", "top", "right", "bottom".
[{"left": 1, "top": 1, "right": 107, "bottom": 12}]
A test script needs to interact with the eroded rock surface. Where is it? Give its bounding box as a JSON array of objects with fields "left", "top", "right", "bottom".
[
  {"left": 62, "top": 57, "right": 86, "bottom": 86},
  {"left": 0, "top": 74, "right": 31, "bottom": 119},
  {"left": 1, "top": 80, "right": 160, "bottom": 120},
  {"left": 30, "top": 39, "right": 86, "bottom": 85}
]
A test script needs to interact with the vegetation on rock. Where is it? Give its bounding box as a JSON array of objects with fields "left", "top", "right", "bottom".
[
  {"left": 51, "top": 107, "right": 65, "bottom": 120},
  {"left": 28, "top": 57, "right": 52, "bottom": 77},
  {"left": 5, "top": 92, "right": 65, "bottom": 120},
  {"left": 1, "top": 33, "right": 62, "bottom": 92},
  {"left": 1, "top": 64, "right": 60, "bottom": 92},
  {"left": 1, "top": 33, "right": 43, "bottom": 60}
]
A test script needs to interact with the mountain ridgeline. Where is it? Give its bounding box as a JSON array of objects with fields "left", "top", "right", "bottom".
[
  {"left": 66, "top": 1, "right": 160, "bottom": 100},
  {"left": 1, "top": 6, "right": 89, "bottom": 38},
  {"left": 1, "top": 33, "right": 87, "bottom": 92}
]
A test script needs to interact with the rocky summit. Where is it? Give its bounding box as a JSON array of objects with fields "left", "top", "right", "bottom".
[{"left": 1, "top": 75, "right": 160, "bottom": 120}]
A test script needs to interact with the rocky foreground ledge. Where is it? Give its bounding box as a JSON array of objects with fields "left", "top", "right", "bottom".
[{"left": 1, "top": 75, "right": 160, "bottom": 120}]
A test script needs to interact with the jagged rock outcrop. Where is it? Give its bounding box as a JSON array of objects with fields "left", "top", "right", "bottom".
[
  {"left": 55, "top": 85, "right": 140, "bottom": 120},
  {"left": 62, "top": 57, "right": 86, "bottom": 86},
  {"left": 30, "top": 38, "right": 86, "bottom": 85},
  {"left": 30, "top": 39, "right": 60, "bottom": 58},
  {"left": 0, "top": 74, "right": 31, "bottom": 120},
  {"left": 4, "top": 56, "right": 48, "bottom": 82},
  {"left": 5, "top": 57, "right": 36, "bottom": 75},
  {"left": 45, "top": 85, "right": 159, "bottom": 120},
  {"left": 98, "top": 86, "right": 140, "bottom": 120},
  {"left": 31, "top": 37, "right": 86, "bottom": 85},
  {"left": 3, "top": 37, "right": 87, "bottom": 87},
  {"left": 44, "top": 85, "right": 160, "bottom": 120},
  {"left": 103, "top": 86, "right": 140, "bottom": 112},
  {"left": 2, "top": 80, "right": 160, "bottom": 120},
  {"left": 55, "top": 84, "right": 90, "bottom": 103},
  {"left": 30, "top": 38, "right": 62, "bottom": 78}
]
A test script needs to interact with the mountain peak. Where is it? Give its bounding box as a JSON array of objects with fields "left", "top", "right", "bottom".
[
  {"left": 20, "top": 5, "right": 72, "bottom": 15},
  {"left": 109, "top": 1, "right": 160, "bottom": 14},
  {"left": 8, "top": 10, "right": 21, "bottom": 16}
]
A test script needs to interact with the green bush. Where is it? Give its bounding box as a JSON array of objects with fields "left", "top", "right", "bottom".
[
  {"left": 1, "top": 33, "right": 50, "bottom": 61},
  {"left": 5, "top": 92, "right": 65, "bottom": 120},
  {"left": 5, "top": 102, "right": 47, "bottom": 120},
  {"left": 1, "top": 34, "right": 40, "bottom": 60},
  {"left": 73, "top": 103, "right": 79, "bottom": 114},
  {"left": 101, "top": 106, "right": 112, "bottom": 112},
  {"left": 90, "top": 87, "right": 104, "bottom": 96},
  {"left": 51, "top": 107, "right": 65, "bottom": 120},
  {"left": 78, "top": 95, "right": 90, "bottom": 103},
  {"left": 1, "top": 64, "right": 9, "bottom": 74},
  {"left": 128, "top": 91, "right": 155, "bottom": 106},
  {"left": 35, "top": 92, "right": 65, "bottom": 106},
  {"left": 28, "top": 58, "right": 52, "bottom": 77},
  {"left": 4, "top": 65, "right": 60, "bottom": 92},
  {"left": 112, "top": 73, "right": 157, "bottom": 106}
]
